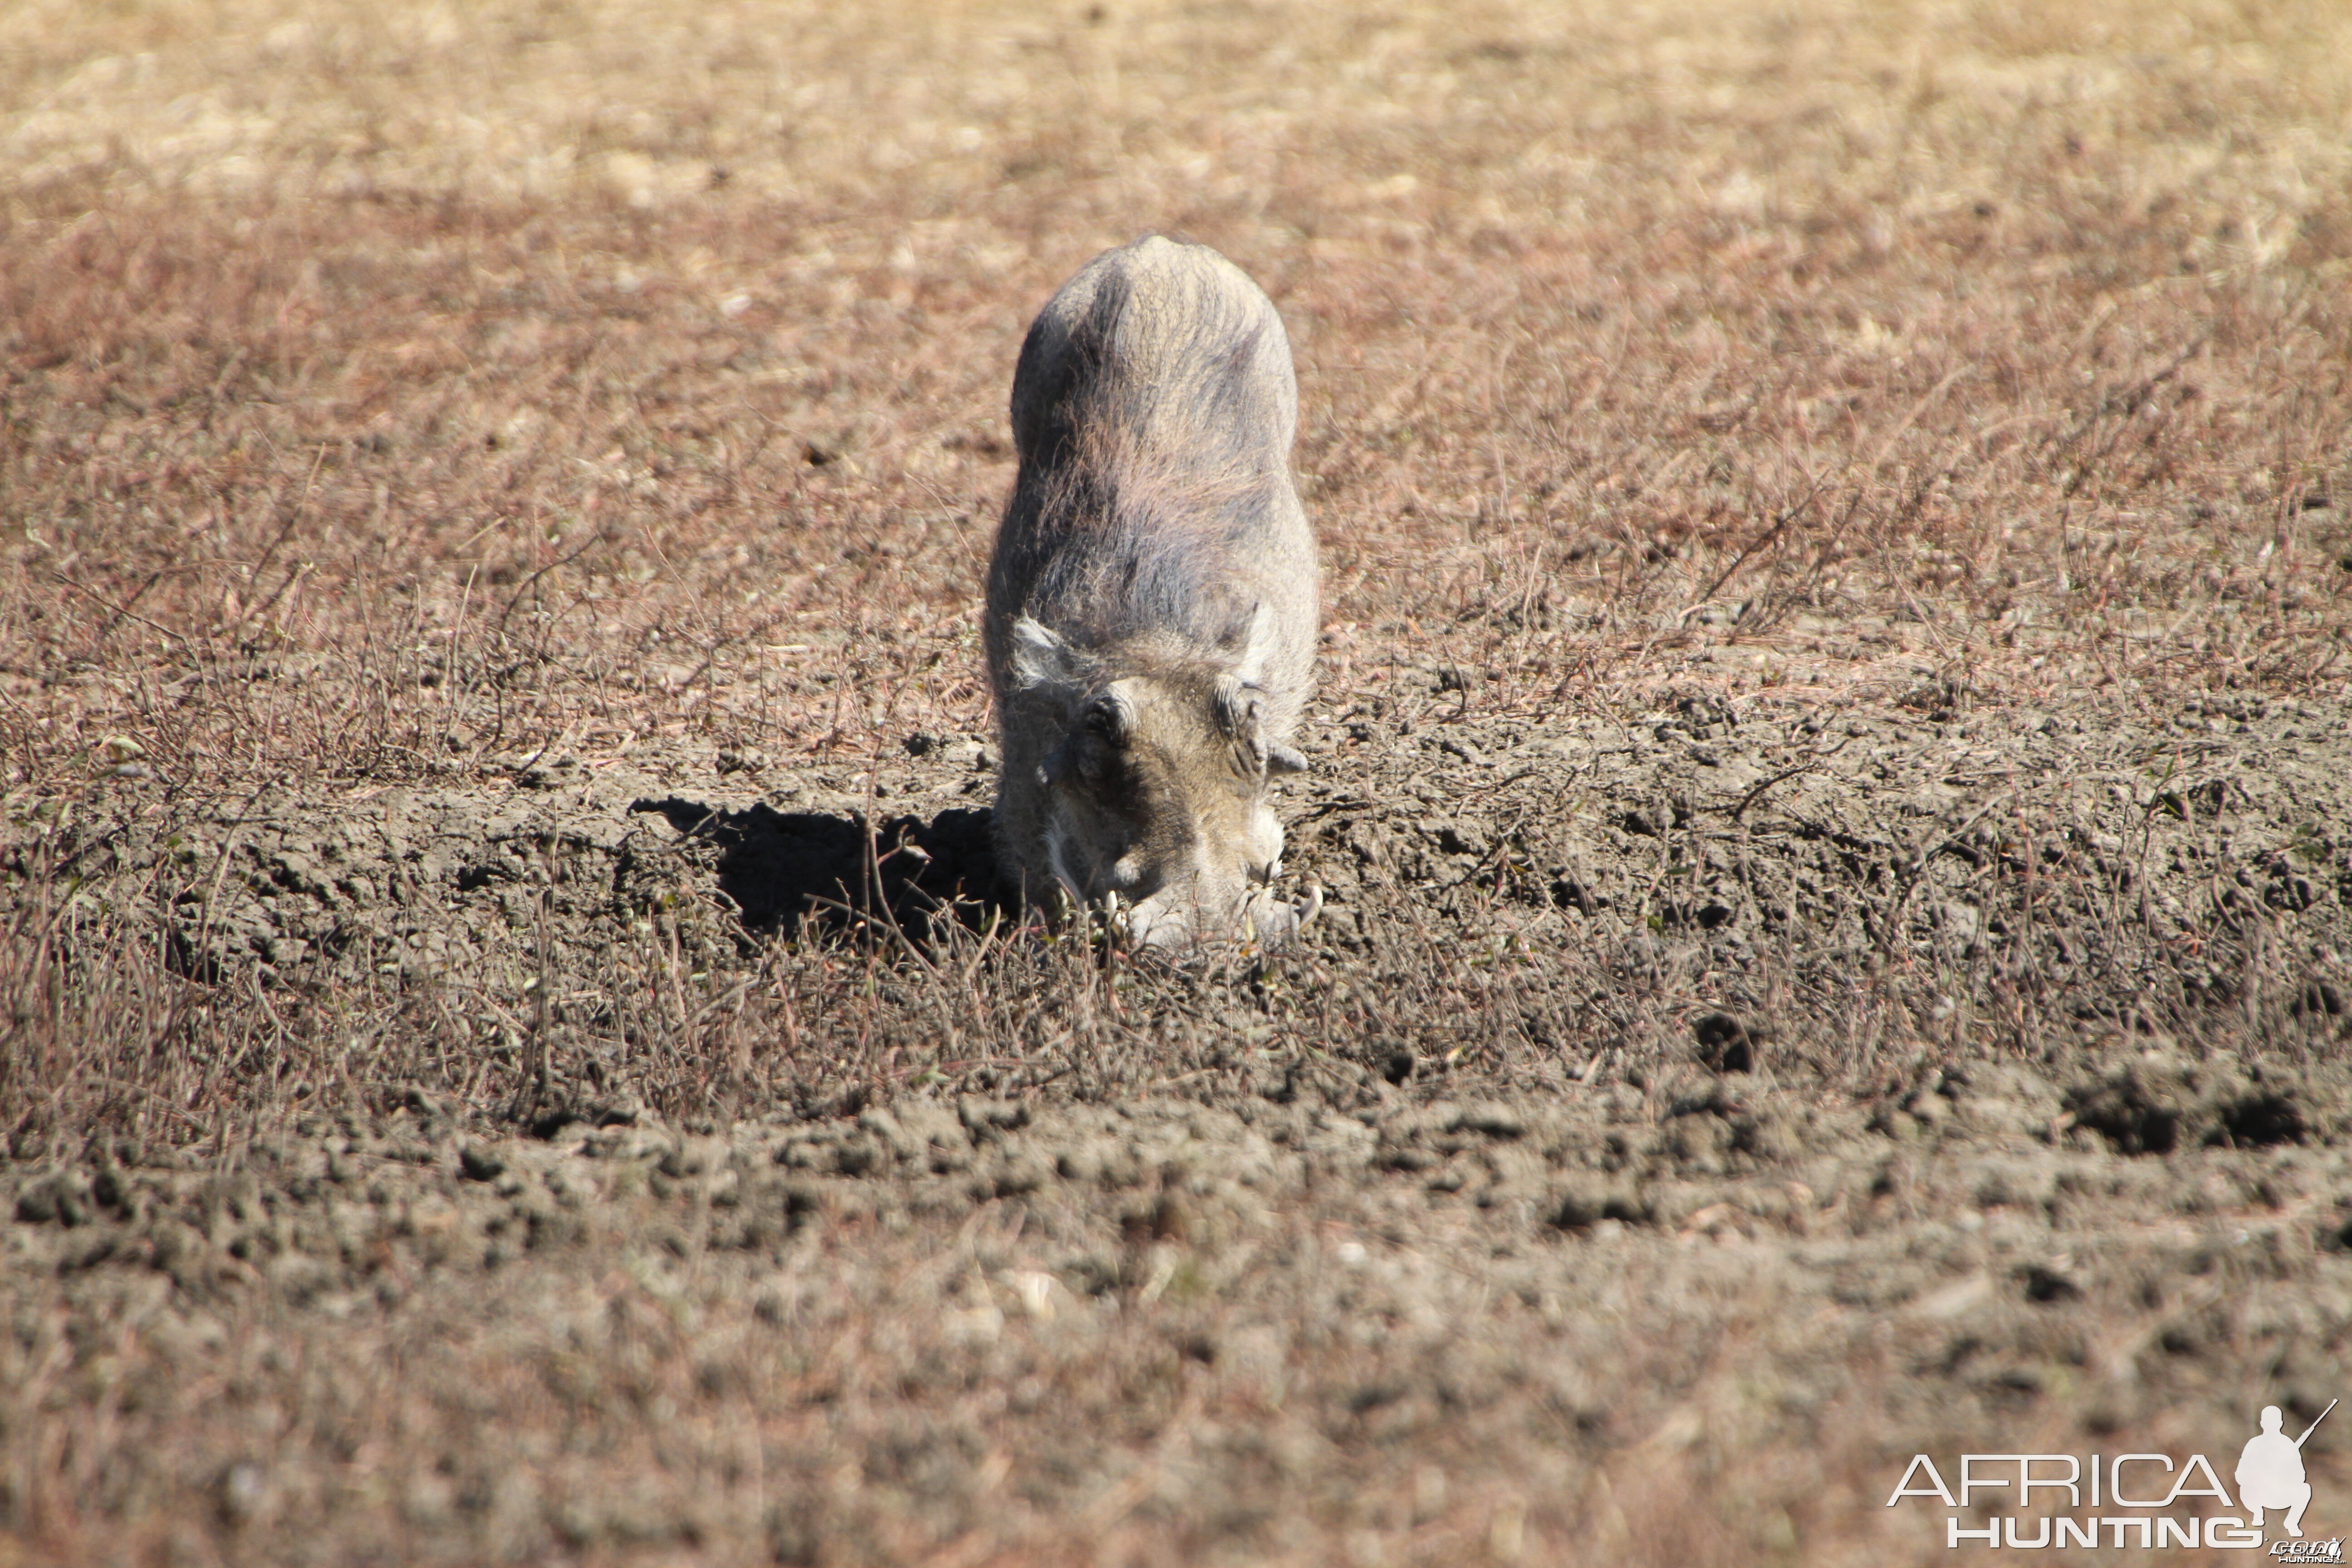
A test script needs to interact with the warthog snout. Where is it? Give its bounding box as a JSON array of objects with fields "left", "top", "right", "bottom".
[{"left": 985, "top": 235, "right": 1322, "bottom": 947}]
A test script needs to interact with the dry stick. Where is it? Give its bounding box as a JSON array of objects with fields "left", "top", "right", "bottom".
[
  {"left": 223, "top": 445, "right": 328, "bottom": 636},
  {"left": 1695, "top": 364, "right": 1972, "bottom": 617},
  {"left": 636, "top": 525, "right": 742, "bottom": 723},
  {"left": 1877, "top": 785, "right": 2020, "bottom": 944},
  {"left": 1568, "top": 278, "right": 1636, "bottom": 422},
  {"left": 681, "top": 977, "right": 756, "bottom": 1037},
  {"left": 46, "top": 571, "right": 188, "bottom": 647},
  {"left": 13, "top": 857, "right": 82, "bottom": 1156},
  {"left": 1684, "top": 469, "right": 1833, "bottom": 624},
  {"left": 443, "top": 561, "right": 480, "bottom": 751},
  {"left": 1708, "top": 735, "right": 1855, "bottom": 823},
  {"left": 84, "top": 566, "right": 178, "bottom": 651},
  {"left": 492, "top": 529, "right": 601, "bottom": 650},
  {"left": 505, "top": 890, "right": 554, "bottom": 1123},
  {"left": 81, "top": 1075, "right": 216, "bottom": 1141},
  {"left": 826, "top": 866, "right": 947, "bottom": 985},
  {"left": 2046, "top": 332, "right": 2211, "bottom": 487},
  {"left": 662, "top": 911, "right": 693, "bottom": 1088},
  {"left": 189, "top": 774, "right": 286, "bottom": 996},
  {"left": 235, "top": 559, "right": 314, "bottom": 642}
]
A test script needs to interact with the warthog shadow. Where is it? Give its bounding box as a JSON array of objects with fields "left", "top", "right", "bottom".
[{"left": 627, "top": 798, "right": 1001, "bottom": 942}]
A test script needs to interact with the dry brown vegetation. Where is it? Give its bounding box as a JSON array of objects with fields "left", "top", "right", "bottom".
[{"left": 5, "top": 0, "right": 2352, "bottom": 1563}]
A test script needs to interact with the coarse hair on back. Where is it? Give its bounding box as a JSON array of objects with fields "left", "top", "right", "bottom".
[
  {"left": 995, "top": 236, "right": 1301, "bottom": 657},
  {"left": 1005, "top": 415, "right": 1282, "bottom": 657}
]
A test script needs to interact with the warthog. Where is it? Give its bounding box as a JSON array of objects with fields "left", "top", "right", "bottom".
[{"left": 983, "top": 235, "right": 1322, "bottom": 947}]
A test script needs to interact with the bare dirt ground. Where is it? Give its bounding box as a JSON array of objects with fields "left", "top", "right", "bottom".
[{"left": 5, "top": 1, "right": 2352, "bottom": 1563}]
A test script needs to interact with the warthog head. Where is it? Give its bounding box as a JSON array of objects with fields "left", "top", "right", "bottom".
[{"left": 1006, "top": 611, "right": 1320, "bottom": 948}]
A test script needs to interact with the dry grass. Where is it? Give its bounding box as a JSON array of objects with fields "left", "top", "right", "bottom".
[
  {"left": 5, "top": 0, "right": 2352, "bottom": 1563},
  {"left": 6, "top": 0, "right": 2348, "bottom": 774},
  {"left": 5, "top": 0, "right": 2348, "bottom": 1150}
]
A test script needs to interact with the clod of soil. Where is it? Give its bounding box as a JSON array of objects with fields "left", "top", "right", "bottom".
[{"left": 1692, "top": 1011, "right": 1770, "bottom": 1073}]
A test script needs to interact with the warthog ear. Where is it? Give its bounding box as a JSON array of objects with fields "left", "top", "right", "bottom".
[
  {"left": 1213, "top": 674, "right": 1261, "bottom": 740},
  {"left": 1214, "top": 674, "right": 1300, "bottom": 777},
  {"left": 1009, "top": 616, "right": 1087, "bottom": 694}
]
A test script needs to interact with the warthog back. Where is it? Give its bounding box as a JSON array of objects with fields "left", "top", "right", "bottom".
[{"left": 983, "top": 235, "right": 1321, "bottom": 946}]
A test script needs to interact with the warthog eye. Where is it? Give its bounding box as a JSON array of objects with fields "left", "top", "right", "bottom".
[{"left": 1055, "top": 691, "right": 1134, "bottom": 790}]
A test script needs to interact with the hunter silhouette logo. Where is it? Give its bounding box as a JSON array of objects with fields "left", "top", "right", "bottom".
[
  {"left": 1885, "top": 1399, "right": 2341, "bottom": 1552},
  {"left": 2240, "top": 1401, "right": 2331, "bottom": 1539}
]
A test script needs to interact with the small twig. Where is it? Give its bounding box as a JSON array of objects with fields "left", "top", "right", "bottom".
[
  {"left": 46, "top": 572, "right": 187, "bottom": 645},
  {"left": 1689, "top": 470, "right": 1833, "bottom": 609},
  {"left": 505, "top": 890, "right": 554, "bottom": 1123},
  {"left": 493, "top": 530, "right": 603, "bottom": 650},
  {"left": 1706, "top": 736, "right": 1854, "bottom": 823},
  {"left": 2045, "top": 332, "right": 2210, "bottom": 468},
  {"left": 1462, "top": 766, "right": 1548, "bottom": 801},
  {"left": 190, "top": 774, "right": 287, "bottom": 978},
  {"left": 442, "top": 561, "right": 480, "bottom": 749}
]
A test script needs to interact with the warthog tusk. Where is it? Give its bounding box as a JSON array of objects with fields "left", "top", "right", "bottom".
[{"left": 1294, "top": 882, "right": 1323, "bottom": 927}]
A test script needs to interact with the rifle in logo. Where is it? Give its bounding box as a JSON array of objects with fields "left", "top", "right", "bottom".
[{"left": 2303, "top": 1403, "right": 2340, "bottom": 1447}]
